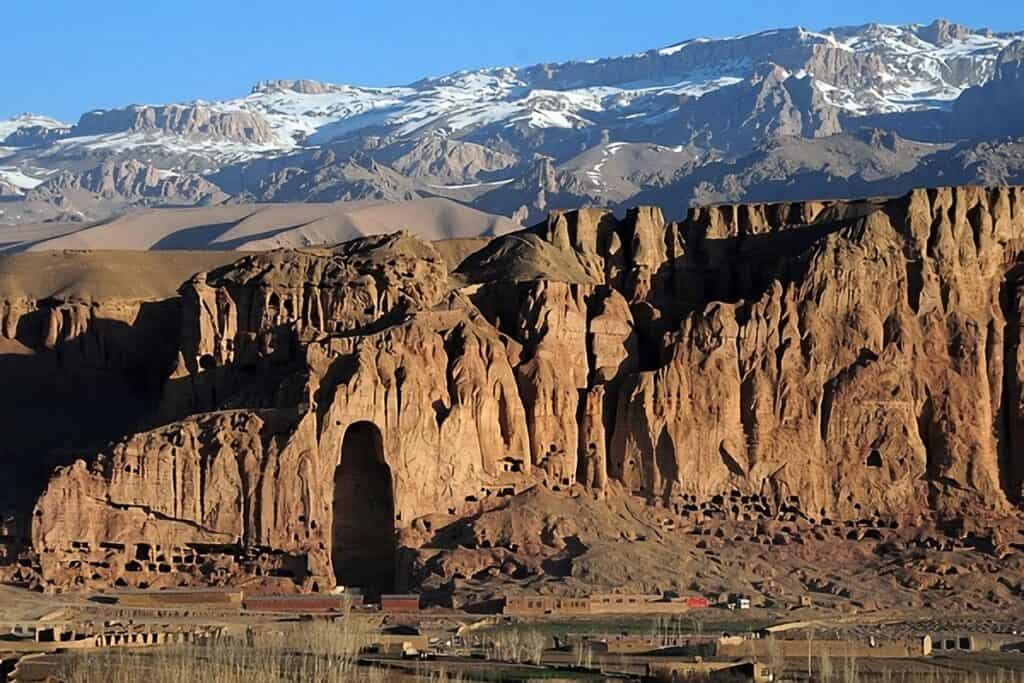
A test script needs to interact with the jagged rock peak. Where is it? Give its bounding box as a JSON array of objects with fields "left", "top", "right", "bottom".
[
  {"left": 916, "top": 18, "right": 979, "bottom": 45},
  {"left": 251, "top": 79, "right": 338, "bottom": 95},
  {"left": 28, "top": 159, "right": 226, "bottom": 205}
]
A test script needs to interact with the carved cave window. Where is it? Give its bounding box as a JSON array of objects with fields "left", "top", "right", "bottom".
[{"left": 867, "top": 450, "right": 883, "bottom": 468}]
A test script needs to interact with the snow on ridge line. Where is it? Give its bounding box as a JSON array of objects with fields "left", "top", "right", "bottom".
[
  {"left": 22, "top": 20, "right": 1022, "bottom": 161},
  {"left": 0, "top": 114, "right": 70, "bottom": 141},
  {"left": 427, "top": 178, "right": 515, "bottom": 190},
  {"left": 199, "top": 67, "right": 754, "bottom": 145},
  {"left": 223, "top": 22, "right": 1017, "bottom": 144},
  {"left": 0, "top": 168, "right": 45, "bottom": 190}
]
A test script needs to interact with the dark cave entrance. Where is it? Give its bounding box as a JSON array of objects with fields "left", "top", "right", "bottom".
[
  {"left": 999, "top": 266, "right": 1024, "bottom": 505},
  {"left": 866, "top": 449, "right": 883, "bottom": 468},
  {"left": 332, "top": 421, "right": 395, "bottom": 597}
]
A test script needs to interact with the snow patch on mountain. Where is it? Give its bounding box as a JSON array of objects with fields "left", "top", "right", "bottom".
[
  {"left": 1, "top": 19, "right": 1021, "bottom": 194},
  {"left": 657, "top": 37, "right": 712, "bottom": 56},
  {"left": 0, "top": 168, "right": 45, "bottom": 190},
  {"left": 212, "top": 60, "right": 753, "bottom": 148},
  {"left": 0, "top": 114, "right": 68, "bottom": 141},
  {"left": 586, "top": 143, "right": 628, "bottom": 187},
  {"left": 225, "top": 24, "right": 1012, "bottom": 147},
  {"left": 45, "top": 129, "right": 287, "bottom": 166}
]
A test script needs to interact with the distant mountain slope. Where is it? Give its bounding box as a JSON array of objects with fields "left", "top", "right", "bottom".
[{"left": 2, "top": 18, "right": 1024, "bottom": 239}]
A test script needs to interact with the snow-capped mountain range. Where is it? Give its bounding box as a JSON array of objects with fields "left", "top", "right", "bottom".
[{"left": 3, "top": 18, "right": 1024, "bottom": 236}]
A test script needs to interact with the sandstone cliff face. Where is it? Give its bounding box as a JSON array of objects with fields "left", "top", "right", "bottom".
[
  {"left": 73, "top": 104, "right": 275, "bottom": 144},
  {"left": 0, "top": 251, "right": 244, "bottom": 586},
  {"left": 27, "top": 186, "right": 1024, "bottom": 593},
  {"left": 1, "top": 295, "right": 181, "bottom": 388},
  {"left": 0, "top": 296, "right": 182, "bottom": 584},
  {"left": 465, "top": 188, "right": 1024, "bottom": 519}
]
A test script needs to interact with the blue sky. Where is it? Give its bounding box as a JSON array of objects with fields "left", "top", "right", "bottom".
[{"left": 3, "top": 0, "right": 1023, "bottom": 121}]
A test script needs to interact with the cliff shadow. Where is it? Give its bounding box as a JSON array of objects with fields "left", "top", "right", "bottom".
[
  {"left": 0, "top": 299, "right": 185, "bottom": 558},
  {"left": 999, "top": 263, "right": 1024, "bottom": 505},
  {"left": 647, "top": 212, "right": 875, "bottom": 334}
]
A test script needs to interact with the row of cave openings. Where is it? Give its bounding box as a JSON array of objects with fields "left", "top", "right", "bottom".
[
  {"left": 330, "top": 421, "right": 893, "bottom": 597},
  {"left": 59, "top": 424, "right": 914, "bottom": 596},
  {"left": 331, "top": 423, "right": 897, "bottom": 598}
]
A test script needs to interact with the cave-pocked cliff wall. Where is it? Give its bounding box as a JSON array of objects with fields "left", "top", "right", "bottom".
[{"left": 24, "top": 186, "right": 1024, "bottom": 592}]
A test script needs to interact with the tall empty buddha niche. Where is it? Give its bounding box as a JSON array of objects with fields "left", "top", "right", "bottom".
[{"left": 331, "top": 421, "right": 395, "bottom": 595}]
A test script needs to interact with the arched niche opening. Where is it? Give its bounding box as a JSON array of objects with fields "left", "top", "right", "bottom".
[{"left": 332, "top": 421, "right": 395, "bottom": 597}]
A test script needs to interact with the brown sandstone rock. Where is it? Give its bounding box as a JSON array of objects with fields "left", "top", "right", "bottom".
[{"left": 24, "top": 185, "right": 1024, "bottom": 594}]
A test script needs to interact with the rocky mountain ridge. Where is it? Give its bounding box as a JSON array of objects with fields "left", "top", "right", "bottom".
[
  {"left": 71, "top": 104, "right": 275, "bottom": 144},
  {"left": 27, "top": 159, "right": 227, "bottom": 206},
  {"left": 3, "top": 19, "right": 1024, "bottom": 234}
]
